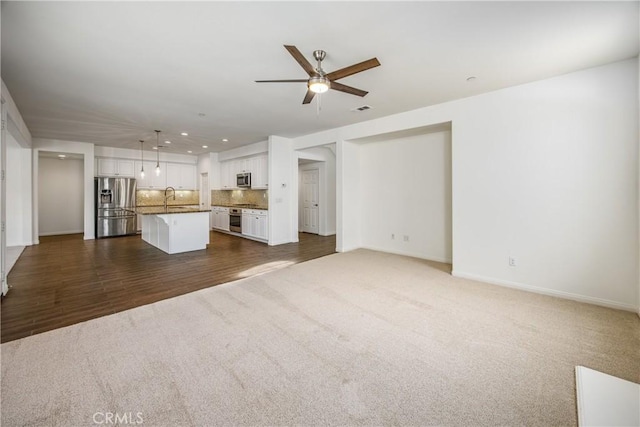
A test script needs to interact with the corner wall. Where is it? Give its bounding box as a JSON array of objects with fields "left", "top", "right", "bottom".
[
  {"left": 268, "top": 136, "right": 295, "bottom": 245},
  {"left": 5, "top": 132, "right": 33, "bottom": 245},
  {"left": 294, "top": 58, "right": 639, "bottom": 311},
  {"left": 358, "top": 130, "right": 452, "bottom": 263}
]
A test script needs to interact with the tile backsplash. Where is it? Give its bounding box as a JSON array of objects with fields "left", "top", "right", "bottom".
[
  {"left": 211, "top": 189, "right": 268, "bottom": 208},
  {"left": 137, "top": 190, "right": 199, "bottom": 206}
]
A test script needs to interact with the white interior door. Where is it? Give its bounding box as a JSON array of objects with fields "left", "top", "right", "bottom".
[{"left": 300, "top": 169, "right": 319, "bottom": 234}]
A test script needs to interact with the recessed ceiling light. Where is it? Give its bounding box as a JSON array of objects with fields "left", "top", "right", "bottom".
[
  {"left": 152, "top": 147, "right": 158, "bottom": 150},
  {"left": 164, "top": 140, "right": 171, "bottom": 144},
  {"left": 187, "top": 150, "right": 192, "bottom": 154},
  {"left": 181, "top": 132, "right": 188, "bottom": 136},
  {"left": 222, "top": 138, "right": 228, "bottom": 142},
  {"left": 202, "top": 145, "right": 208, "bottom": 148},
  {"left": 58, "top": 154, "right": 66, "bottom": 159}
]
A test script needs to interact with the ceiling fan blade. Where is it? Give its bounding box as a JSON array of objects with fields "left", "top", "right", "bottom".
[
  {"left": 302, "top": 89, "right": 316, "bottom": 104},
  {"left": 326, "top": 58, "right": 381, "bottom": 81},
  {"left": 255, "top": 79, "right": 308, "bottom": 83},
  {"left": 284, "top": 45, "right": 316, "bottom": 77},
  {"left": 330, "top": 81, "right": 368, "bottom": 97}
]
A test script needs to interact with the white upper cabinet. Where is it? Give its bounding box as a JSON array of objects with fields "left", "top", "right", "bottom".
[
  {"left": 219, "top": 161, "right": 235, "bottom": 190},
  {"left": 98, "top": 157, "right": 196, "bottom": 190},
  {"left": 216, "top": 154, "right": 268, "bottom": 190},
  {"left": 251, "top": 154, "right": 269, "bottom": 189},
  {"left": 135, "top": 161, "right": 167, "bottom": 189},
  {"left": 166, "top": 163, "right": 197, "bottom": 190},
  {"left": 236, "top": 158, "right": 252, "bottom": 173},
  {"left": 97, "top": 158, "right": 135, "bottom": 177}
]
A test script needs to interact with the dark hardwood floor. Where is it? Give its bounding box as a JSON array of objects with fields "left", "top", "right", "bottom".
[{"left": 1, "top": 231, "right": 336, "bottom": 343}]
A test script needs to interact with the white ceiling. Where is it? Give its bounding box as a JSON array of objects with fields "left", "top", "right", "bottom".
[{"left": 2, "top": 1, "right": 638, "bottom": 156}]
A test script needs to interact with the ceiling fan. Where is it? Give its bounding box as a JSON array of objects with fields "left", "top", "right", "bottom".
[{"left": 255, "top": 45, "right": 380, "bottom": 104}]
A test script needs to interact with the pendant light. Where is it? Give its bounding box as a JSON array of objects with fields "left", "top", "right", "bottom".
[
  {"left": 139, "top": 140, "right": 145, "bottom": 179},
  {"left": 154, "top": 130, "right": 161, "bottom": 176}
]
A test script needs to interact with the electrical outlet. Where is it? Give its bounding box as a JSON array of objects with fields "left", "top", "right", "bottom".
[
  {"left": 403, "top": 235, "right": 409, "bottom": 242},
  {"left": 509, "top": 257, "right": 517, "bottom": 267}
]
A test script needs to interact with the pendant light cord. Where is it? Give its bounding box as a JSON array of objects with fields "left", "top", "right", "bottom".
[
  {"left": 139, "top": 140, "right": 145, "bottom": 178},
  {"left": 155, "top": 130, "right": 161, "bottom": 176}
]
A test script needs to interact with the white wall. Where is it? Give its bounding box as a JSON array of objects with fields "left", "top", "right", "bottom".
[
  {"left": 293, "top": 58, "right": 639, "bottom": 312},
  {"left": 336, "top": 140, "right": 361, "bottom": 252},
  {"left": 451, "top": 59, "right": 637, "bottom": 311},
  {"left": 33, "top": 138, "right": 95, "bottom": 240},
  {"left": 38, "top": 157, "right": 84, "bottom": 236},
  {"left": 358, "top": 130, "right": 452, "bottom": 262},
  {"left": 5, "top": 132, "right": 33, "bottom": 246},
  {"left": 1, "top": 80, "right": 31, "bottom": 148},
  {"left": 217, "top": 140, "right": 268, "bottom": 162},
  {"left": 268, "top": 135, "right": 295, "bottom": 245}
]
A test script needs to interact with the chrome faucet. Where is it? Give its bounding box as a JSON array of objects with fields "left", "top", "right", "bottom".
[{"left": 164, "top": 187, "right": 176, "bottom": 210}]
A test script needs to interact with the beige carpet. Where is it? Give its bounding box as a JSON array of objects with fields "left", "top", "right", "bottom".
[{"left": 2, "top": 249, "right": 639, "bottom": 426}]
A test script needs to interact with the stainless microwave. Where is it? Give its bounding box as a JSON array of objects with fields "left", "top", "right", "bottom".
[{"left": 237, "top": 173, "right": 251, "bottom": 188}]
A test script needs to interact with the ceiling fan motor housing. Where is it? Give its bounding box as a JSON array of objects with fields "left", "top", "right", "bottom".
[{"left": 313, "top": 50, "right": 326, "bottom": 63}]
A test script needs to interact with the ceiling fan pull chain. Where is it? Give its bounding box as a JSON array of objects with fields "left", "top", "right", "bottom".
[{"left": 316, "top": 93, "right": 322, "bottom": 117}]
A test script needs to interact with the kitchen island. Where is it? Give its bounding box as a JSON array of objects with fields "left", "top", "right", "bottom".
[{"left": 137, "top": 207, "right": 211, "bottom": 254}]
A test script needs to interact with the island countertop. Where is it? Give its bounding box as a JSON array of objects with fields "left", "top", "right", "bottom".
[{"left": 136, "top": 206, "right": 212, "bottom": 215}]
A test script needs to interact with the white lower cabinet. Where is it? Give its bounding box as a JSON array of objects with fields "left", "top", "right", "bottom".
[
  {"left": 211, "top": 206, "right": 230, "bottom": 231},
  {"left": 241, "top": 209, "right": 268, "bottom": 241}
]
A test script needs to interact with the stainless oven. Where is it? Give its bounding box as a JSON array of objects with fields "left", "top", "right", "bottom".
[{"left": 229, "top": 208, "right": 242, "bottom": 233}]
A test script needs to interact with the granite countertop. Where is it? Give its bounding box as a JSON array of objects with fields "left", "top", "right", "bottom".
[
  {"left": 137, "top": 206, "right": 212, "bottom": 215},
  {"left": 211, "top": 204, "right": 268, "bottom": 210}
]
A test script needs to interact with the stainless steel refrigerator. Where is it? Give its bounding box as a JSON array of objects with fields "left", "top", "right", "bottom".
[{"left": 95, "top": 177, "right": 137, "bottom": 238}]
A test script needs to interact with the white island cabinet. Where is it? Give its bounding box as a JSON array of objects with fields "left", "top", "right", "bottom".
[{"left": 138, "top": 207, "right": 210, "bottom": 254}]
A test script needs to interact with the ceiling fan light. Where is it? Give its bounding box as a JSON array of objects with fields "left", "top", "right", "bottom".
[{"left": 308, "top": 76, "right": 330, "bottom": 94}]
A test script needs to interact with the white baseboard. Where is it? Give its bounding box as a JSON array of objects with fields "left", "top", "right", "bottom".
[
  {"left": 39, "top": 229, "right": 83, "bottom": 237},
  {"left": 452, "top": 270, "right": 638, "bottom": 312}
]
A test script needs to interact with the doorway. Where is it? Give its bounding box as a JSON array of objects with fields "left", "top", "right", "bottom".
[
  {"left": 299, "top": 168, "right": 319, "bottom": 234},
  {"left": 38, "top": 153, "right": 84, "bottom": 236}
]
